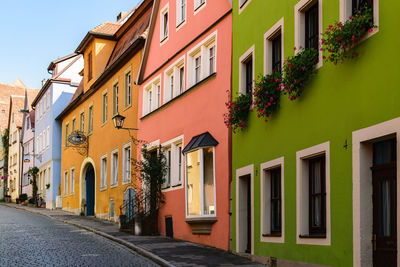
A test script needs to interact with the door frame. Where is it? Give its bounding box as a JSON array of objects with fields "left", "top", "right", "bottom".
[
  {"left": 79, "top": 157, "right": 96, "bottom": 215},
  {"left": 236, "top": 164, "right": 254, "bottom": 254},
  {"left": 352, "top": 117, "right": 400, "bottom": 266}
]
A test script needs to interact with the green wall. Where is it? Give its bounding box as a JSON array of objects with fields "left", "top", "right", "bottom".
[{"left": 232, "top": 0, "right": 400, "bottom": 266}]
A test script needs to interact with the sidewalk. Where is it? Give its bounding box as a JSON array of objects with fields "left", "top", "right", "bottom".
[{"left": 1, "top": 203, "right": 264, "bottom": 267}]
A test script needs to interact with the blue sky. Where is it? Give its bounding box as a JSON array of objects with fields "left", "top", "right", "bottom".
[{"left": 0, "top": 0, "right": 140, "bottom": 89}]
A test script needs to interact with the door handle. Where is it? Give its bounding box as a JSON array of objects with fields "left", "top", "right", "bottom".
[{"left": 372, "top": 234, "right": 376, "bottom": 251}]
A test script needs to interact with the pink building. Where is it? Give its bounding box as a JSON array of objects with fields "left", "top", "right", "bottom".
[{"left": 136, "top": 0, "right": 232, "bottom": 250}]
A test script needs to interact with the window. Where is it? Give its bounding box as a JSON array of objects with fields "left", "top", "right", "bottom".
[
  {"left": 46, "top": 127, "right": 50, "bottom": 148},
  {"left": 177, "top": 145, "right": 183, "bottom": 184},
  {"left": 352, "top": 0, "right": 373, "bottom": 14},
  {"left": 295, "top": 0, "right": 322, "bottom": 66},
  {"left": 163, "top": 148, "right": 171, "bottom": 188},
  {"left": 47, "top": 91, "right": 50, "bottom": 109},
  {"left": 340, "top": 0, "right": 378, "bottom": 35},
  {"left": 186, "top": 147, "right": 215, "bottom": 216},
  {"left": 177, "top": 0, "right": 186, "bottom": 26},
  {"left": 80, "top": 112, "right": 85, "bottom": 132},
  {"left": 70, "top": 168, "right": 75, "bottom": 195},
  {"left": 187, "top": 32, "right": 217, "bottom": 87},
  {"left": 88, "top": 51, "right": 93, "bottom": 81},
  {"left": 101, "top": 155, "right": 107, "bottom": 190},
  {"left": 264, "top": 18, "right": 284, "bottom": 75},
  {"left": 164, "top": 57, "right": 185, "bottom": 103},
  {"left": 64, "top": 171, "right": 68, "bottom": 196},
  {"left": 160, "top": 5, "right": 169, "bottom": 42},
  {"left": 296, "top": 142, "right": 330, "bottom": 245},
  {"left": 239, "top": 45, "right": 254, "bottom": 95},
  {"left": 102, "top": 91, "right": 108, "bottom": 124},
  {"left": 88, "top": 105, "right": 93, "bottom": 133},
  {"left": 239, "top": 0, "right": 248, "bottom": 8},
  {"left": 308, "top": 156, "right": 326, "bottom": 235},
  {"left": 123, "top": 143, "right": 131, "bottom": 184},
  {"left": 143, "top": 76, "right": 161, "bottom": 115},
  {"left": 125, "top": 72, "right": 131, "bottom": 107},
  {"left": 72, "top": 118, "right": 76, "bottom": 132},
  {"left": 209, "top": 46, "right": 216, "bottom": 74},
  {"left": 194, "top": 0, "right": 206, "bottom": 11},
  {"left": 113, "top": 82, "right": 119, "bottom": 115},
  {"left": 194, "top": 56, "right": 201, "bottom": 83},
  {"left": 305, "top": 2, "right": 319, "bottom": 50},
  {"left": 111, "top": 150, "right": 118, "bottom": 187}
]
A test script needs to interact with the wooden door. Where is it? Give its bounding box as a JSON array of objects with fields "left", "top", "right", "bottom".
[{"left": 372, "top": 163, "right": 397, "bottom": 266}]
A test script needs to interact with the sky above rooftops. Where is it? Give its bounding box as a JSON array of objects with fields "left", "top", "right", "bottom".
[{"left": 0, "top": 0, "right": 140, "bottom": 89}]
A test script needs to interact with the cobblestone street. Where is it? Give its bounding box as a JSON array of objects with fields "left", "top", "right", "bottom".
[{"left": 0, "top": 205, "right": 159, "bottom": 267}]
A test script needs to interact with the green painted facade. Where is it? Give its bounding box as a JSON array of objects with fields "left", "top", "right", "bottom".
[{"left": 232, "top": 0, "right": 400, "bottom": 266}]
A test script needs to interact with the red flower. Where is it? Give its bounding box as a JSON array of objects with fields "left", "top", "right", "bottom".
[
  {"left": 354, "top": 52, "right": 359, "bottom": 57},
  {"left": 368, "top": 28, "right": 374, "bottom": 33}
]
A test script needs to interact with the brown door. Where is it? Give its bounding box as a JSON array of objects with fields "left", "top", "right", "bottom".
[
  {"left": 245, "top": 175, "right": 252, "bottom": 254},
  {"left": 372, "top": 163, "right": 397, "bottom": 267}
]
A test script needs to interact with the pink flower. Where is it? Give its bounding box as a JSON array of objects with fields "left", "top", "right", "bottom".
[
  {"left": 352, "top": 35, "right": 356, "bottom": 42},
  {"left": 338, "top": 23, "right": 343, "bottom": 28},
  {"left": 294, "top": 46, "right": 297, "bottom": 51},
  {"left": 368, "top": 28, "right": 374, "bottom": 33}
]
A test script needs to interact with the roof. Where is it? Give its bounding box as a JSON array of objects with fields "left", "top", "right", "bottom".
[
  {"left": 75, "top": 22, "right": 122, "bottom": 53},
  {"left": 47, "top": 53, "right": 78, "bottom": 71},
  {"left": 182, "top": 132, "right": 219, "bottom": 154},
  {"left": 9, "top": 96, "right": 25, "bottom": 129}
]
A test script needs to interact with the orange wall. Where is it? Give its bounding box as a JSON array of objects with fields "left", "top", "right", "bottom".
[
  {"left": 137, "top": 8, "right": 232, "bottom": 250},
  {"left": 61, "top": 49, "right": 142, "bottom": 218}
]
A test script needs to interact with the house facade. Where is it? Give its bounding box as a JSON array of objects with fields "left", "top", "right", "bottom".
[
  {"left": 31, "top": 53, "right": 83, "bottom": 209},
  {"left": 58, "top": 1, "right": 151, "bottom": 220},
  {"left": 0, "top": 135, "right": 4, "bottom": 200},
  {"left": 231, "top": 0, "right": 397, "bottom": 266},
  {"left": 136, "top": 0, "right": 232, "bottom": 250},
  {"left": 21, "top": 109, "right": 35, "bottom": 197}
]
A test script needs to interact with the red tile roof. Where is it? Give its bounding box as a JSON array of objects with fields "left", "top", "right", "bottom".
[{"left": 91, "top": 22, "right": 121, "bottom": 35}]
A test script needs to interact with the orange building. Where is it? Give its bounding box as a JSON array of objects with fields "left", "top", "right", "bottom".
[{"left": 57, "top": 1, "right": 152, "bottom": 220}]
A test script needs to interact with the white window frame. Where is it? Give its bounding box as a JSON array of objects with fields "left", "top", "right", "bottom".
[
  {"left": 239, "top": 0, "right": 251, "bottom": 14},
  {"left": 194, "top": 0, "right": 206, "bottom": 14},
  {"left": 260, "top": 157, "right": 285, "bottom": 243},
  {"left": 112, "top": 79, "right": 119, "bottom": 116},
  {"left": 160, "top": 4, "right": 169, "bottom": 44},
  {"left": 176, "top": 0, "right": 187, "bottom": 29},
  {"left": 142, "top": 75, "right": 161, "bottom": 116},
  {"left": 110, "top": 148, "right": 119, "bottom": 188},
  {"left": 88, "top": 104, "right": 94, "bottom": 134},
  {"left": 185, "top": 147, "right": 216, "bottom": 218},
  {"left": 296, "top": 141, "right": 331, "bottom": 245},
  {"left": 124, "top": 67, "right": 132, "bottom": 108},
  {"left": 70, "top": 167, "right": 75, "bottom": 195},
  {"left": 101, "top": 89, "right": 108, "bottom": 125},
  {"left": 122, "top": 141, "right": 132, "bottom": 185},
  {"left": 294, "top": 0, "right": 323, "bottom": 68},
  {"left": 340, "top": 0, "right": 379, "bottom": 38},
  {"left": 161, "top": 135, "right": 184, "bottom": 191},
  {"left": 239, "top": 45, "right": 255, "bottom": 95},
  {"left": 63, "top": 170, "right": 68, "bottom": 196},
  {"left": 46, "top": 126, "right": 50, "bottom": 148},
  {"left": 264, "top": 18, "right": 285, "bottom": 75},
  {"left": 47, "top": 91, "right": 50, "bottom": 109},
  {"left": 100, "top": 154, "right": 108, "bottom": 190},
  {"left": 187, "top": 31, "right": 217, "bottom": 88},
  {"left": 164, "top": 56, "right": 185, "bottom": 103}
]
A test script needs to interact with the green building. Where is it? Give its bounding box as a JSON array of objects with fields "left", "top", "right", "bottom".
[{"left": 231, "top": 0, "right": 399, "bottom": 266}]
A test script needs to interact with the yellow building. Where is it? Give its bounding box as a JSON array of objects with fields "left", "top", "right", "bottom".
[{"left": 58, "top": 1, "right": 152, "bottom": 220}]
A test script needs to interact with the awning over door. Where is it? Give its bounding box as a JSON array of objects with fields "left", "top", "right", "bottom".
[{"left": 182, "top": 132, "right": 219, "bottom": 154}]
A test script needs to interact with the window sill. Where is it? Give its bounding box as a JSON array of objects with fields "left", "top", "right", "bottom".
[
  {"left": 141, "top": 72, "right": 216, "bottom": 120},
  {"left": 194, "top": 2, "right": 205, "bottom": 13},
  {"left": 110, "top": 183, "right": 118, "bottom": 189},
  {"left": 123, "top": 104, "right": 132, "bottom": 112},
  {"left": 122, "top": 180, "right": 131, "bottom": 185},
  {"left": 262, "top": 233, "right": 282, "bottom": 237},
  {"left": 100, "top": 187, "right": 107, "bottom": 192},
  {"left": 176, "top": 20, "right": 185, "bottom": 29},
  {"left": 299, "top": 234, "right": 326, "bottom": 239},
  {"left": 185, "top": 216, "right": 218, "bottom": 235},
  {"left": 160, "top": 35, "right": 168, "bottom": 44}
]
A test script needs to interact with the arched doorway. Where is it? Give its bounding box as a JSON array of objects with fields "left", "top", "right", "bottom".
[{"left": 85, "top": 164, "right": 95, "bottom": 216}]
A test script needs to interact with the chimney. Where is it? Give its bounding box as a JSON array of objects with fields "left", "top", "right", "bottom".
[{"left": 117, "top": 11, "right": 128, "bottom": 22}]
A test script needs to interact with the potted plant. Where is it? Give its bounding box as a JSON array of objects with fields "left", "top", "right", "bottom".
[
  {"left": 321, "top": 6, "right": 375, "bottom": 64},
  {"left": 224, "top": 92, "right": 252, "bottom": 133},
  {"left": 282, "top": 48, "right": 319, "bottom": 101},
  {"left": 253, "top": 71, "right": 282, "bottom": 122}
]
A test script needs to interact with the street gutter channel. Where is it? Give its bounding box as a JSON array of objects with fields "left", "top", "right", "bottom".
[{"left": 1, "top": 204, "right": 174, "bottom": 267}]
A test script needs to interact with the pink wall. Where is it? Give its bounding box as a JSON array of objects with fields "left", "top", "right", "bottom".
[{"left": 138, "top": 0, "right": 232, "bottom": 250}]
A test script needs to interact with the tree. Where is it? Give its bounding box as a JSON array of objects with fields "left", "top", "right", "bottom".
[{"left": 28, "top": 167, "right": 39, "bottom": 206}]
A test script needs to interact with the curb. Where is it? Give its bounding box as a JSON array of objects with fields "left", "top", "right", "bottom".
[{"left": 1, "top": 204, "right": 174, "bottom": 267}]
